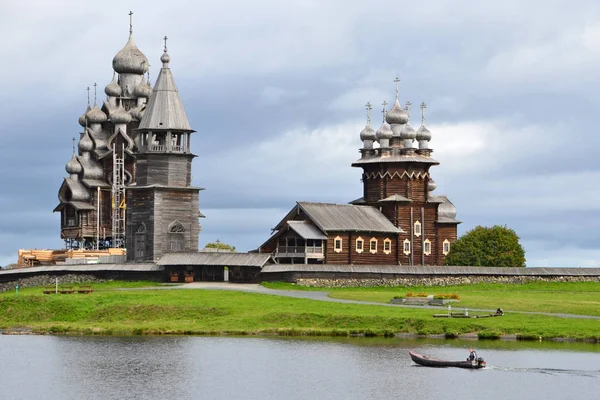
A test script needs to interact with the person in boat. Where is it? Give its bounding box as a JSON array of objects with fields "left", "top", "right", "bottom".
[{"left": 467, "top": 349, "right": 476, "bottom": 361}]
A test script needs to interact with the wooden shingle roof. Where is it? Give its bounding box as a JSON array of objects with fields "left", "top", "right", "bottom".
[
  {"left": 298, "top": 202, "right": 401, "bottom": 233},
  {"left": 157, "top": 252, "right": 271, "bottom": 267}
]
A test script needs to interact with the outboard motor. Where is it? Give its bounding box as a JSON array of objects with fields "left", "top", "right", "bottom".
[{"left": 477, "top": 357, "right": 486, "bottom": 367}]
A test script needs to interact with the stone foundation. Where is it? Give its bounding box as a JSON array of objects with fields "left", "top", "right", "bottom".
[
  {"left": 0, "top": 274, "right": 106, "bottom": 293},
  {"left": 295, "top": 275, "right": 600, "bottom": 288}
]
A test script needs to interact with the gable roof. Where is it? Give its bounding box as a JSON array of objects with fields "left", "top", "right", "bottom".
[
  {"left": 288, "top": 221, "right": 327, "bottom": 240},
  {"left": 157, "top": 252, "right": 271, "bottom": 267},
  {"left": 298, "top": 202, "right": 401, "bottom": 233}
]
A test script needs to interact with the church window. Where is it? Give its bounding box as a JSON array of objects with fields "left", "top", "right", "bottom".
[
  {"left": 414, "top": 221, "right": 422, "bottom": 237},
  {"left": 169, "top": 221, "right": 185, "bottom": 252},
  {"left": 370, "top": 238, "right": 378, "bottom": 254},
  {"left": 403, "top": 239, "right": 411, "bottom": 255},
  {"left": 423, "top": 239, "right": 432, "bottom": 256},
  {"left": 334, "top": 236, "right": 343, "bottom": 253},
  {"left": 383, "top": 239, "right": 392, "bottom": 254},
  {"left": 443, "top": 240, "right": 451, "bottom": 255},
  {"left": 135, "top": 223, "right": 146, "bottom": 259},
  {"left": 355, "top": 237, "right": 364, "bottom": 253}
]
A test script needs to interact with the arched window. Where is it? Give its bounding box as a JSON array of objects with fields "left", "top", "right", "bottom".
[
  {"left": 169, "top": 221, "right": 185, "bottom": 252},
  {"left": 135, "top": 223, "right": 146, "bottom": 259}
]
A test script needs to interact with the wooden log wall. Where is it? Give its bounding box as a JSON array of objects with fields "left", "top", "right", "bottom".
[{"left": 325, "top": 233, "right": 398, "bottom": 265}]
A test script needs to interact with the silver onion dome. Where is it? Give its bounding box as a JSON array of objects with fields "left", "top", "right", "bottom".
[
  {"left": 427, "top": 178, "right": 437, "bottom": 192},
  {"left": 360, "top": 124, "right": 376, "bottom": 141},
  {"left": 105, "top": 74, "right": 122, "bottom": 97},
  {"left": 438, "top": 197, "right": 457, "bottom": 220},
  {"left": 160, "top": 50, "right": 170, "bottom": 65},
  {"left": 129, "top": 106, "right": 144, "bottom": 120},
  {"left": 110, "top": 106, "right": 132, "bottom": 124},
  {"left": 402, "top": 122, "right": 417, "bottom": 140},
  {"left": 416, "top": 124, "right": 432, "bottom": 142},
  {"left": 86, "top": 105, "right": 108, "bottom": 124},
  {"left": 385, "top": 99, "right": 409, "bottom": 125},
  {"left": 78, "top": 106, "right": 91, "bottom": 127},
  {"left": 376, "top": 122, "right": 393, "bottom": 140},
  {"left": 112, "top": 35, "right": 149, "bottom": 75},
  {"left": 78, "top": 131, "right": 94, "bottom": 153},
  {"left": 66, "top": 154, "right": 83, "bottom": 175},
  {"left": 133, "top": 81, "right": 153, "bottom": 98}
]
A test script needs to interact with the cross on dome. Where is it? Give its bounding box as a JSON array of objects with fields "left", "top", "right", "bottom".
[
  {"left": 163, "top": 36, "right": 168, "bottom": 52},
  {"left": 129, "top": 11, "right": 133, "bottom": 35},
  {"left": 381, "top": 100, "right": 388, "bottom": 122},
  {"left": 420, "top": 102, "right": 427, "bottom": 124},
  {"left": 393, "top": 77, "right": 400, "bottom": 100},
  {"left": 365, "top": 102, "right": 372, "bottom": 124}
]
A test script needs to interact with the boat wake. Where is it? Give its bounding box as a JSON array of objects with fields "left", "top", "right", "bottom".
[{"left": 486, "top": 366, "right": 600, "bottom": 378}]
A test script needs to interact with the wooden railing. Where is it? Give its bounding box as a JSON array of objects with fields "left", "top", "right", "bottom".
[{"left": 276, "top": 246, "right": 323, "bottom": 255}]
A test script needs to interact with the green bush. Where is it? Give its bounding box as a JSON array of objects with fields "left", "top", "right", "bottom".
[{"left": 445, "top": 225, "right": 526, "bottom": 267}]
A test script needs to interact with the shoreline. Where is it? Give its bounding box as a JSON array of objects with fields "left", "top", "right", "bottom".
[{"left": 1, "top": 328, "right": 596, "bottom": 343}]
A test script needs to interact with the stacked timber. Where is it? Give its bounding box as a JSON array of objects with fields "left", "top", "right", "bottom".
[
  {"left": 67, "top": 249, "right": 126, "bottom": 264},
  {"left": 18, "top": 249, "right": 67, "bottom": 267},
  {"left": 17, "top": 249, "right": 125, "bottom": 267}
]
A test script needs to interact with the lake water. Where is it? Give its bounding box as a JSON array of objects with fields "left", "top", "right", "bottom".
[{"left": 0, "top": 335, "right": 598, "bottom": 400}]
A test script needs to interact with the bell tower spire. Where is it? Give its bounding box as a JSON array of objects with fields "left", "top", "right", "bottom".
[{"left": 127, "top": 40, "right": 202, "bottom": 262}]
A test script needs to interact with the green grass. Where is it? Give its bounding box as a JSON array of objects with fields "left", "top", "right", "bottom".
[
  {"left": 263, "top": 281, "right": 600, "bottom": 316},
  {"left": 1, "top": 281, "right": 600, "bottom": 340}
]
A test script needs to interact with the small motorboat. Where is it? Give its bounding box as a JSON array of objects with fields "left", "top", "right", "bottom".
[{"left": 409, "top": 351, "right": 486, "bottom": 369}]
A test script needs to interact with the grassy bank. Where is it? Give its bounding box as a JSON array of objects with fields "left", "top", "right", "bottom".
[
  {"left": 263, "top": 281, "right": 600, "bottom": 317},
  {"left": 1, "top": 281, "right": 599, "bottom": 341}
]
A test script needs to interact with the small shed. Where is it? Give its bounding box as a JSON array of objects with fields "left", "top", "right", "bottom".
[{"left": 157, "top": 252, "right": 272, "bottom": 283}]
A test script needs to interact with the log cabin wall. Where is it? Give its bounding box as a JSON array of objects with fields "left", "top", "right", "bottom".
[
  {"left": 436, "top": 224, "right": 458, "bottom": 265},
  {"left": 324, "top": 233, "right": 399, "bottom": 265},
  {"left": 126, "top": 188, "right": 155, "bottom": 261},
  {"left": 422, "top": 204, "right": 438, "bottom": 265},
  {"left": 153, "top": 189, "right": 200, "bottom": 259},
  {"left": 325, "top": 232, "right": 350, "bottom": 264},
  {"left": 135, "top": 153, "right": 193, "bottom": 187},
  {"left": 349, "top": 233, "right": 398, "bottom": 265}
]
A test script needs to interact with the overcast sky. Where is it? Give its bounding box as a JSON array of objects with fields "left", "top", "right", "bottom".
[{"left": 1, "top": 0, "right": 600, "bottom": 267}]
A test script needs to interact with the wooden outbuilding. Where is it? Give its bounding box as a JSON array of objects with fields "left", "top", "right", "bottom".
[{"left": 157, "top": 252, "right": 273, "bottom": 283}]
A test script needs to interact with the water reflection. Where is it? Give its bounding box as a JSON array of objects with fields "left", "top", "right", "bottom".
[{"left": 0, "top": 335, "right": 598, "bottom": 400}]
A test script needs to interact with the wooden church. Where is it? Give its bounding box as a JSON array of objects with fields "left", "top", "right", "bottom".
[
  {"left": 53, "top": 15, "right": 203, "bottom": 262},
  {"left": 259, "top": 80, "right": 459, "bottom": 266}
]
